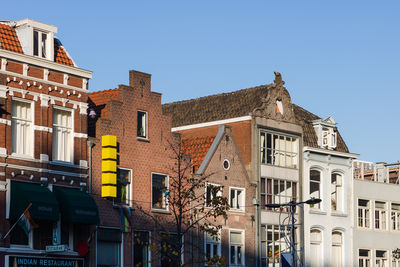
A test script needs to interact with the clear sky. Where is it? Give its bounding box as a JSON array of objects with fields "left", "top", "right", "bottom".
[{"left": 3, "top": 1, "right": 400, "bottom": 163}]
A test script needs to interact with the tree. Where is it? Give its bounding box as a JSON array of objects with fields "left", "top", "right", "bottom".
[{"left": 133, "top": 135, "right": 230, "bottom": 266}]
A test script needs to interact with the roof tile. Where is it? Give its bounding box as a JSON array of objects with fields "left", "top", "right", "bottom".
[{"left": 0, "top": 23, "right": 23, "bottom": 53}]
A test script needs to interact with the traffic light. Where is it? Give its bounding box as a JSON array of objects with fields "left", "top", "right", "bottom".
[{"left": 101, "top": 135, "right": 117, "bottom": 198}]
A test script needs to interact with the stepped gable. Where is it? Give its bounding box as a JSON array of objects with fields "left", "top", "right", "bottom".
[
  {"left": 163, "top": 84, "right": 349, "bottom": 153},
  {"left": 0, "top": 23, "right": 23, "bottom": 53},
  {"left": 182, "top": 136, "right": 215, "bottom": 172}
]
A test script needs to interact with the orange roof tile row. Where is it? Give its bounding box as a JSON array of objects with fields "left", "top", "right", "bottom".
[
  {"left": 54, "top": 38, "right": 74, "bottom": 67},
  {"left": 182, "top": 136, "right": 215, "bottom": 170},
  {"left": 0, "top": 23, "right": 75, "bottom": 67},
  {"left": 0, "top": 23, "right": 23, "bottom": 53},
  {"left": 88, "top": 89, "right": 120, "bottom": 119}
]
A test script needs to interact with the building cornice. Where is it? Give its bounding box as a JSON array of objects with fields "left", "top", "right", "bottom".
[
  {"left": 171, "top": 116, "right": 252, "bottom": 132},
  {"left": 303, "top": 146, "right": 359, "bottom": 159},
  {"left": 0, "top": 50, "right": 92, "bottom": 79}
]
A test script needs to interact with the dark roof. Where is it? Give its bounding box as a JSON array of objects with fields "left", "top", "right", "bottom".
[
  {"left": 163, "top": 85, "right": 272, "bottom": 127},
  {"left": 162, "top": 84, "right": 349, "bottom": 153}
]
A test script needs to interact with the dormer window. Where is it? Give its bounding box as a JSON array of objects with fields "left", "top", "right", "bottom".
[
  {"left": 33, "top": 30, "right": 48, "bottom": 58},
  {"left": 313, "top": 116, "right": 337, "bottom": 150}
]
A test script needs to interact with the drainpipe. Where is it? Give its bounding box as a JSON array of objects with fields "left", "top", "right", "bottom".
[
  {"left": 299, "top": 138, "right": 305, "bottom": 266},
  {"left": 87, "top": 140, "right": 94, "bottom": 193}
]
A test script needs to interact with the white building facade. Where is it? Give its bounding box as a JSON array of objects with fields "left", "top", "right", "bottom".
[
  {"left": 353, "top": 160, "right": 400, "bottom": 267},
  {"left": 303, "top": 117, "right": 358, "bottom": 267}
]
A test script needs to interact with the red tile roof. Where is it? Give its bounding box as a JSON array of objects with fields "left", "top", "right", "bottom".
[
  {"left": 0, "top": 23, "right": 23, "bottom": 53},
  {"left": 54, "top": 38, "right": 74, "bottom": 67},
  {"left": 88, "top": 89, "right": 120, "bottom": 118},
  {"left": 182, "top": 136, "right": 215, "bottom": 172},
  {"left": 0, "top": 23, "right": 75, "bottom": 67}
]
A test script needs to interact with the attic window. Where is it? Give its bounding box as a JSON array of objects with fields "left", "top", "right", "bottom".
[
  {"left": 33, "top": 30, "right": 48, "bottom": 58},
  {"left": 223, "top": 159, "right": 230, "bottom": 170},
  {"left": 322, "top": 128, "right": 336, "bottom": 149}
]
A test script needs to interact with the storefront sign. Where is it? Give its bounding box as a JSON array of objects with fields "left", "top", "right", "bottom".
[
  {"left": 45, "top": 245, "right": 68, "bottom": 252},
  {"left": 6, "top": 255, "right": 84, "bottom": 267}
]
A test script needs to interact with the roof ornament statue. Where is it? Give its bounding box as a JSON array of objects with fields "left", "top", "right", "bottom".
[{"left": 274, "top": 71, "right": 285, "bottom": 88}]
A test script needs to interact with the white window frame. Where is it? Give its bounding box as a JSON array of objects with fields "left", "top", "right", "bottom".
[
  {"left": 205, "top": 182, "right": 222, "bottom": 208},
  {"left": 331, "top": 172, "right": 343, "bottom": 212},
  {"left": 375, "top": 250, "right": 388, "bottom": 267},
  {"left": 331, "top": 231, "right": 343, "bottom": 267},
  {"left": 358, "top": 249, "right": 371, "bottom": 267},
  {"left": 151, "top": 172, "right": 169, "bottom": 211},
  {"left": 11, "top": 98, "right": 34, "bottom": 158},
  {"left": 391, "top": 203, "right": 400, "bottom": 231},
  {"left": 261, "top": 224, "right": 295, "bottom": 265},
  {"left": 204, "top": 229, "right": 221, "bottom": 262},
  {"left": 229, "top": 229, "right": 245, "bottom": 266},
  {"left": 310, "top": 228, "right": 323, "bottom": 267},
  {"left": 137, "top": 110, "right": 148, "bottom": 139},
  {"left": 263, "top": 178, "right": 297, "bottom": 210},
  {"left": 260, "top": 131, "right": 299, "bottom": 169},
  {"left": 374, "top": 201, "right": 387, "bottom": 231},
  {"left": 310, "top": 169, "right": 322, "bottom": 209},
  {"left": 321, "top": 127, "right": 337, "bottom": 149},
  {"left": 52, "top": 106, "right": 74, "bottom": 163},
  {"left": 229, "top": 187, "right": 245, "bottom": 212},
  {"left": 358, "top": 199, "right": 371, "bottom": 229},
  {"left": 33, "top": 29, "right": 49, "bottom": 59}
]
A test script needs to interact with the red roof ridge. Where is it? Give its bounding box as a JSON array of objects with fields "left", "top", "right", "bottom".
[{"left": 89, "top": 88, "right": 119, "bottom": 96}]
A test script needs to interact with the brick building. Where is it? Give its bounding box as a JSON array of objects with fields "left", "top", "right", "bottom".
[
  {"left": 88, "top": 70, "right": 183, "bottom": 266},
  {"left": 182, "top": 125, "right": 257, "bottom": 266},
  {"left": 163, "top": 72, "right": 352, "bottom": 266},
  {"left": 0, "top": 19, "right": 98, "bottom": 267}
]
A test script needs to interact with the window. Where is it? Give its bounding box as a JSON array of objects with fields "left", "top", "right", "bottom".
[
  {"left": 331, "top": 173, "right": 343, "bottom": 212},
  {"left": 33, "top": 30, "right": 48, "bottom": 58},
  {"left": 358, "top": 249, "right": 371, "bottom": 267},
  {"left": 10, "top": 218, "right": 33, "bottom": 247},
  {"left": 52, "top": 108, "right": 73, "bottom": 162},
  {"left": 261, "top": 178, "right": 297, "bottom": 210},
  {"left": 161, "top": 233, "right": 180, "bottom": 267},
  {"left": 137, "top": 111, "right": 147, "bottom": 138},
  {"left": 205, "top": 183, "right": 222, "bottom": 208},
  {"left": 376, "top": 250, "right": 387, "bottom": 267},
  {"left": 260, "top": 132, "right": 298, "bottom": 168},
  {"left": 229, "top": 230, "right": 244, "bottom": 266},
  {"left": 358, "top": 199, "right": 370, "bottom": 228},
  {"left": 152, "top": 173, "right": 168, "bottom": 210},
  {"left": 391, "top": 203, "right": 400, "bottom": 231},
  {"left": 204, "top": 230, "right": 221, "bottom": 262},
  {"left": 230, "top": 187, "right": 245, "bottom": 211},
  {"left": 392, "top": 250, "right": 400, "bottom": 267},
  {"left": 310, "top": 170, "right": 321, "bottom": 209},
  {"left": 310, "top": 229, "right": 322, "bottom": 267},
  {"left": 375, "top": 201, "right": 387, "bottom": 230},
  {"left": 97, "top": 228, "right": 122, "bottom": 267},
  {"left": 116, "top": 168, "right": 131, "bottom": 205},
  {"left": 331, "top": 231, "right": 343, "bottom": 267},
  {"left": 261, "top": 225, "right": 294, "bottom": 266},
  {"left": 11, "top": 100, "right": 33, "bottom": 156},
  {"left": 321, "top": 127, "right": 336, "bottom": 149},
  {"left": 133, "top": 231, "right": 150, "bottom": 267}
]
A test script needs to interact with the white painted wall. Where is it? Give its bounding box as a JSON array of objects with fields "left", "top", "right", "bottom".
[{"left": 303, "top": 151, "right": 354, "bottom": 267}]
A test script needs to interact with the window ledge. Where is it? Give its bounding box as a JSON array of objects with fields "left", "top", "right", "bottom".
[
  {"left": 151, "top": 208, "right": 170, "bottom": 214},
  {"left": 9, "top": 154, "right": 36, "bottom": 162},
  {"left": 136, "top": 136, "right": 150, "bottom": 142},
  {"left": 229, "top": 209, "right": 245, "bottom": 214},
  {"left": 49, "top": 160, "right": 88, "bottom": 169},
  {"left": 309, "top": 209, "right": 327, "bottom": 215},
  {"left": 331, "top": 212, "right": 348, "bottom": 217}
]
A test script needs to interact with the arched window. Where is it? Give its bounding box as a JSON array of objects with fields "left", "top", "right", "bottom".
[
  {"left": 310, "top": 170, "right": 321, "bottom": 209},
  {"left": 331, "top": 173, "right": 343, "bottom": 212},
  {"left": 310, "top": 229, "right": 322, "bottom": 267},
  {"left": 331, "top": 231, "right": 343, "bottom": 267}
]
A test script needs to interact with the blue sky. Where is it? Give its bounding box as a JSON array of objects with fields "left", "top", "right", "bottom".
[{"left": 3, "top": 1, "right": 400, "bottom": 163}]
